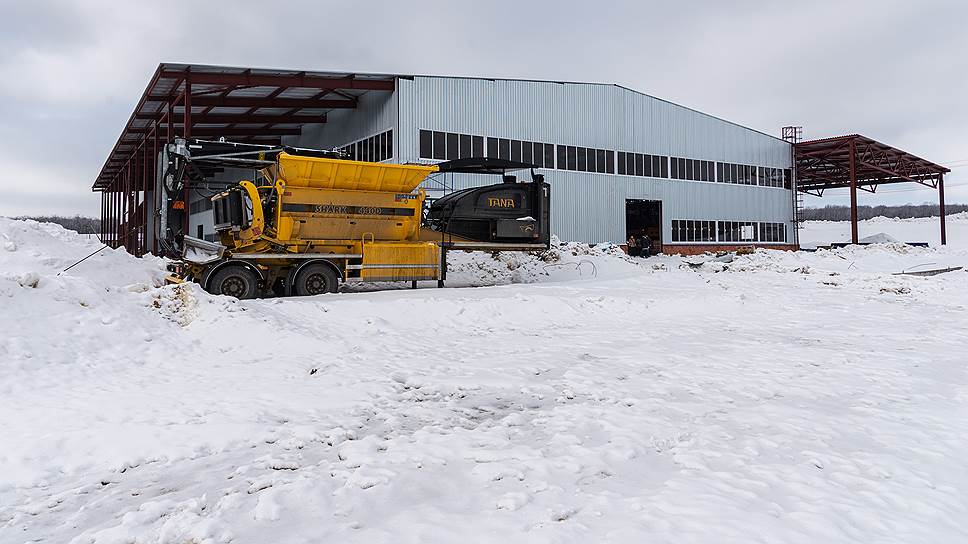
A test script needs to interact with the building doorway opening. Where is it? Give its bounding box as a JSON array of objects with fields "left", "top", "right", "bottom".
[{"left": 626, "top": 199, "right": 662, "bottom": 255}]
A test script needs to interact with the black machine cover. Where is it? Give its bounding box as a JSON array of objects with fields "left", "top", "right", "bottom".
[{"left": 425, "top": 176, "right": 551, "bottom": 246}]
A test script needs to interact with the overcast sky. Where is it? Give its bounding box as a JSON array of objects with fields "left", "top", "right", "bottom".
[{"left": 1, "top": 0, "right": 966, "bottom": 217}]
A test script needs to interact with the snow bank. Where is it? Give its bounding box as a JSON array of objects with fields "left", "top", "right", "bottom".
[
  {"left": 801, "top": 212, "right": 968, "bottom": 248},
  {"left": 3, "top": 218, "right": 968, "bottom": 543}
]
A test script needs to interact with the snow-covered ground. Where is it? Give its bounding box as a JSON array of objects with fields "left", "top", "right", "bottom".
[
  {"left": 800, "top": 211, "right": 968, "bottom": 248},
  {"left": 2, "top": 217, "right": 967, "bottom": 543}
]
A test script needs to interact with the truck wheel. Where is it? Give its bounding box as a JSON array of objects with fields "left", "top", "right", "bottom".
[
  {"left": 208, "top": 266, "right": 260, "bottom": 299},
  {"left": 294, "top": 263, "right": 339, "bottom": 296}
]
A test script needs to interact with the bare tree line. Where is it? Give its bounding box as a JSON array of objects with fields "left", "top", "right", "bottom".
[
  {"left": 801, "top": 204, "right": 967, "bottom": 221},
  {"left": 11, "top": 215, "right": 101, "bottom": 235}
]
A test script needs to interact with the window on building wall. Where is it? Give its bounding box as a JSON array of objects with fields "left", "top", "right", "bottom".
[
  {"left": 759, "top": 222, "right": 787, "bottom": 242},
  {"left": 419, "top": 130, "right": 432, "bottom": 159},
  {"left": 556, "top": 145, "right": 566, "bottom": 169},
  {"left": 672, "top": 219, "right": 717, "bottom": 242},
  {"left": 577, "top": 146, "right": 587, "bottom": 171},
  {"left": 544, "top": 144, "right": 555, "bottom": 169},
  {"left": 718, "top": 220, "right": 759, "bottom": 242},
  {"left": 564, "top": 146, "right": 575, "bottom": 170},
  {"left": 472, "top": 135, "right": 484, "bottom": 157},
  {"left": 604, "top": 150, "right": 613, "bottom": 173},
  {"left": 446, "top": 133, "right": 459, "bottom": 160},
  {"left": 522, "top": 141, "right": 533, "bottom": 164},
  {"left": 586, "top": 148, "right": 597, "bottom": 173},
  {"left": 499, "top": 138, "right": 510, "bottom": 160},
  {"left": 617, "top": 152, "right": 627, "bottom": 175},
  {"left": 431, "top": 131, "right": 446, "bottom": 160},
  {"left": 511, "top": 140, "right": 522, "bottom": 162},
  {"left": 531, "top": 143, "right": 543, "bottom": 167},
  {"left": 459, "top": 134, "right": 471, "bottom": 159},
  {"left": 487, "top": 137, "right": 499, "bottom": 158}
]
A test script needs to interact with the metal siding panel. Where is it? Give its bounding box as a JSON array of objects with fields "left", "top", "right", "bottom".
[
  {"left": 296, "top": 89, "right": 397, "bottom": 152},
  {"left": 369, "top": 76, "right": 795, "bottom": 245}
]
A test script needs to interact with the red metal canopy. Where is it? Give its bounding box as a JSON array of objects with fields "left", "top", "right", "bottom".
[
  {"left": 93, "top": 63, "right": 397, "bottom": 256},
  {"left": 794, "top": 134, "right": 951, "bottom": 244},
  {"left": 92, "top": 63, "right": 396, "bottom": 190}
]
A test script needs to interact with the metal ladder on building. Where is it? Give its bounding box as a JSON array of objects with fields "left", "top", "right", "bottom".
[{"left": 781, "top": 126, "right": 805, "bottom": 236}]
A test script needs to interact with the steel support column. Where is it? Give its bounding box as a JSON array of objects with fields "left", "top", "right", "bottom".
[
  {"left": 848, "top": 138, "right": 859, "bottom": 244},
  {"left": 110, "top": 185, "right": 116, "bottom": 248},
  {"left": 152, "top": 123, "right": 159, "bottom": 254},
  {"left": 121, "top": 164, "right": 128, "bottom": 250},
  {"left": 141, "top": 144, "right": 148, "bottom": 255},
  {"left": 939, "top": 174, "right": 947, "bottom": 246},
  {"left": 114, "top": 184, "right": 120, "bottom": 248},
  {"left": 183, "top": 75, "right": 192, "bottom": 238}
]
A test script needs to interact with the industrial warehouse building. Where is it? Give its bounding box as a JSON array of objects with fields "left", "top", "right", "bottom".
[
  {"left": 301, "top": 76, "right": 797, "bottom": 254},
  {"left": 94, "top": 64, "right": 952, "bottom": 256}
]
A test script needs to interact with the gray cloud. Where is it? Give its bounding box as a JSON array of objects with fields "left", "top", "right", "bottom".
[{"left": 1, "top": 0, "right": 965, "bottom": 216}]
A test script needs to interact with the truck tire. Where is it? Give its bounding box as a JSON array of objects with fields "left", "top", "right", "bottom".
[
  {"left": 293, "top": 263, "right": 339, "bottom": 296},
  {"left": 208, "top": 265, "right": 260, "bottom": 299}
]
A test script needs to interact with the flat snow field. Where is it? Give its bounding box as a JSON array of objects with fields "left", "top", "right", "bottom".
[{"left": 1, "top": 216, "right": 967, "bottom": 543}]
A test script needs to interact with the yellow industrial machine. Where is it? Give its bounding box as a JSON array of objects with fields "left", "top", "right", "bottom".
[{"left": 161, "top": 138, "right": 550, "bottom": 298}]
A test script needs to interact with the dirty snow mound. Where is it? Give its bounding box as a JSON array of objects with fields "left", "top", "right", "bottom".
[{"left": 446, "top": 236, "right": 638, "bottom": 286}]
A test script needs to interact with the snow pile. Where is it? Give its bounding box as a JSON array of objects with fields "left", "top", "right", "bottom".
[
  {"left": 3, "top": 218, "right": 968, "bottom": 543},
  {"left": 446, "top": 236, "right": 637, "bottom": 286},
  {"left": 858, "top": 232, "right": 900, "bottom": 244}
]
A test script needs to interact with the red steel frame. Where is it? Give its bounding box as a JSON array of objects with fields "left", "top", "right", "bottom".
[
  {"left": 92, "top": 63, "right": 396, "bottom": 255},
  {"left": 794, "top": 134, "right": 951, "bottom": 245}
]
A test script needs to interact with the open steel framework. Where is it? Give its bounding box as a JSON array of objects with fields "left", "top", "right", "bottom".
[
  {"left": 92, "top": 63, "right": 396, "bottom": 255},
  {"left": 794, "top": 134, "right": 951, "bottom": 244}
]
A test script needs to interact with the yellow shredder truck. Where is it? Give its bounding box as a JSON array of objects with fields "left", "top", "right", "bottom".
[{"left": 160, "top": 138, "right": 550, "bottom": 298}]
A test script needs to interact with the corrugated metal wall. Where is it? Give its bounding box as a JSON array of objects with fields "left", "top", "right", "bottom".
[
  {"left": 297, "top": 90, "right": 397, "bottom": 151},
  {"left": 396, "top": 76, "right": 795, "bottom": 244}
]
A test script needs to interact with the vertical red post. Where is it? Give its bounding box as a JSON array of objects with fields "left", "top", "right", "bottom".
[
  {"left": 113, "top": 182, "right": 118, "bottom": 248},
  {"left": 183, "top": 75, "right": 192, "bottom": 138},
  {"left": 132, "top": 150, "right": 139, "bottom": 255},
  {"left": 126, "top": 160, "right": 133, "bottom": 252},
  {"left": 939, "top": 174, "right": 947, "bottom": 246},
  {"left": 107, "top": 188, "right": 111, "bottom": 247},
  {"left": 848, "top": 138, "right": 859, "bottom": 244},
  {"left": 167, "top": 100, "right": 174, "bottom": 141},
  {"left": 153, "top": 123, "right": 159, "bottom": 254},
  {"left": 110, "top": 184, "right": 116, "bottom": 248},
  {"left": 121, "top": 163, "right": 128, "bottom": 251},
  {"left": 141, "top": 144, "right": 147, "bottom": 255},
  {"left": 113, "top": 183, "right": 119, "bottom": 248},
  {"left": 182, "top": 75, "right": 192, "bottom": 238}
]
